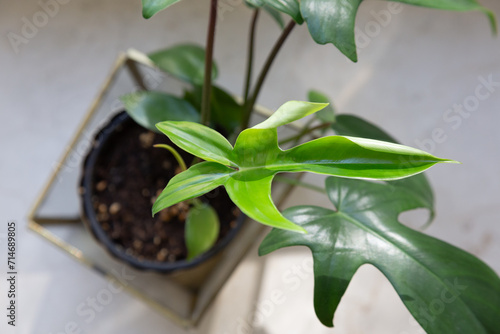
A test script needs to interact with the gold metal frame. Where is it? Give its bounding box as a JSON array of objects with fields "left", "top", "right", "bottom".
[{"left": 27, "top": 49, "right": 301, "bottom": 328}]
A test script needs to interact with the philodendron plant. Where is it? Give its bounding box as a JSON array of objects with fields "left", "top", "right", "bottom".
[{"left": 116, "top": 0, "right": 500, "bottom": 331}]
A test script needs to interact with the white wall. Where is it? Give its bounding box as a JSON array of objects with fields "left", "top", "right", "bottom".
[{"left": 1, "top": 0, "right": 499, "bottom": 333}]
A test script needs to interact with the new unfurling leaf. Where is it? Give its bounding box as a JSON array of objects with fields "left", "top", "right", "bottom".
[{"left": 153, "top": 101, "right": 455, "bottom": 233}]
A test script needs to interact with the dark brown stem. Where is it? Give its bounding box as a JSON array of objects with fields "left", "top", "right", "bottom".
[
  {"left": 241, "top": 20, "right": 296, "bottom": 129},
  {"left": 243, "top": 9, "right": 260, "bottom": 103},
  {"left": 201, "top": 0, "right": 218, "bottom": 126}
]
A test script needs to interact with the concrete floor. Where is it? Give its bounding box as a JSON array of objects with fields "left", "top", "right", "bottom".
[{"left": 1, "top": 0, "right": 500, "bottom": 333}]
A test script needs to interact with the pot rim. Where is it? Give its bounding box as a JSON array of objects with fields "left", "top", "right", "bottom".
[{"left": 79, "top": 111, "right": 245, "bottom": 273}]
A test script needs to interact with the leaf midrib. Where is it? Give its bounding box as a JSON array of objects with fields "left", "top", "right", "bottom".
[{"left": 236, "top": 160, "right": 436, "bottom": 172}]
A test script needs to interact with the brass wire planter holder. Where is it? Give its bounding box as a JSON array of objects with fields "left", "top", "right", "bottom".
[{"left": 27, "top": 50, "right": 303, "bottom": 329}]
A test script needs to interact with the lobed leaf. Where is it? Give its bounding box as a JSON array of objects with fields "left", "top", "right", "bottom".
[
  {"left": 246, "top": 0, "right": 304, "bottom": 24},
  {"left": 259, "top": 177, "right": 500, "bottom": 331},
  {"left": 331, "top": 113, "right": 435, "bottom": 222},
  {"left": 301, "top": 0, "right": 363, "bottom": 62},
  {"left": 299, "top": 0, "right": 495, "bottom": 62},
  {"left": 155, "top": 101, "right": 453, "bottom": 232}
]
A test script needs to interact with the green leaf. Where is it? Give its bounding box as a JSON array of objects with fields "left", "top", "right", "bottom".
[
  {"left": 259, "top": 177, "right": 500, "bottom": 331},
  {"left": 300, "top": 0, "right": 495, "bottom": 62},
  {"left": 152, "top": 162, "right": 235, "bottom": 215},
  {"left": 155, "top": 101, "right": 454, "bottom": 232},
  {"left": 153, "top": 144, "right": 187, "bottom": 171},
  {"left": 210, "top": 86, "right": 244, "bottom": 135},
  {"left": 183, "top": 85, "right": 243, "bottom": 135},
  {"left": 142, "top": 0, "right": 183, "bottom": 19},
  {"left": 307, "top": 90, "right": 335, "bottom": 123},
  {"left": 253, "top": 100, "right": 329, "bottom": 129},
  {"left": 121, "top": 91, "right": 199, "bottom": 132},
  {"left": 185, "top": 203, "right": 220, "bottom": 260},
  {"left": 148, "top": 44, "right": 218, "bottom": 85},
  {"left": 331, "top": 113, "right": 435, "bottom": 223},
  {"left": 226, "top": 172, "right": 306, "bottom": 233},
  {"left": 156, "top": 121, "right": 236, "bottom": 166},
  {"left": 301, "top": 0, "right": 362, "bottom": 62},
  {"left": 246, "top": 0, "right": 304, "bottom": 24},
  {"left": 332, "top": 114, "right": 396, "bottom": 143},
  {"left": 394, "top": 0, "right": 497, "bottom": 33},
  {"left": 282, "top": 135, "right": 454, "bottom": 180},
  {"left": 246, "top": 0, "right": 264, "bottom": 7},
  {"left": 263, "top": 5, "right": 285, "bottom": 29}
]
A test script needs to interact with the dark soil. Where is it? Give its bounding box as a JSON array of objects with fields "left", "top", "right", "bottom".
[{"left": 89, "top": 117, "right": 240, "bottom": 263}]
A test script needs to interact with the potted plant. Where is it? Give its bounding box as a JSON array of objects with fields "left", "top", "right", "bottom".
[{"left": 79, "top": 0, "right": 500, "bottom": 332}]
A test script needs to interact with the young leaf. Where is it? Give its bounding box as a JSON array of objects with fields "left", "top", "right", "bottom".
[
  {"left": 300, "top": 0, "right": 495, "bottom": 62},
  {"left": 152, "top": 162, "right": 235, "bottom": 215},
  {"left": 253, "top": 100, "right": 329, "bottom": 129},
  {"left": 149, "top": 44, "right": 218, "bottom": 85},
  {"left": 155, "top": 101, "right": 454, "bottom": 232},
  {"left": 226, "top": 172, "right": 307, "bottom": 233},
  {"left": 121, "top": 91, "right": 199, "bottom": 132},
  {"left": 156, "top": 121, "right": 236, "bottom": 166},
  {"left": 142, "top": 0, "right": 183, "bottom": 19},
  {"left": 153, "top": 144, "right": 187, "bottom": 171},
  {"left": 280, "top": 134, "right": 455, "bottom": 179},
  {"left": 185, "top": 203, "right": 220, "bottom": 260},
  {"left": 259, "top": 177, "right": 500, "bottom": 332}
]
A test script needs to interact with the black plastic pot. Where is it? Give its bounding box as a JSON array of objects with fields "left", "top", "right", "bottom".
[{"left": 79, "top": 111, "right": 245, "bottom": 274}]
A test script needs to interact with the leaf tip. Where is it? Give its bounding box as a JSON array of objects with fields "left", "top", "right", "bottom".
[
  {"left": 141, "top": 7, "right": 154, "bottom": 19},
  {"left": 291, "top": 224, "right": 308, "bottom": 234},
  {"left": 485, "top": 9, "right": 498, "bottom": 35},
  {"left": 443, "top": 159, "right": 461, "bottom": 165}
]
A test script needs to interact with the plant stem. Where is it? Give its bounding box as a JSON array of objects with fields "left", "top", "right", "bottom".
[
  {"left": 243, "top": 9, "right": 260, "bottom": 103},
  {"left": 291, "top": 117, "right": 315, "bottom": 146},
  {"left": 241, "top": 20, "right": 296, "bottom": 129},
  {"left": 201, "top": 0, "right": 218, "bottom": 126},
  {"left": 153, "top": 144, "right": 187, "bottom": 171},
  {"left": 279, "top": 122, "right": 332, "bottom": 145}
]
